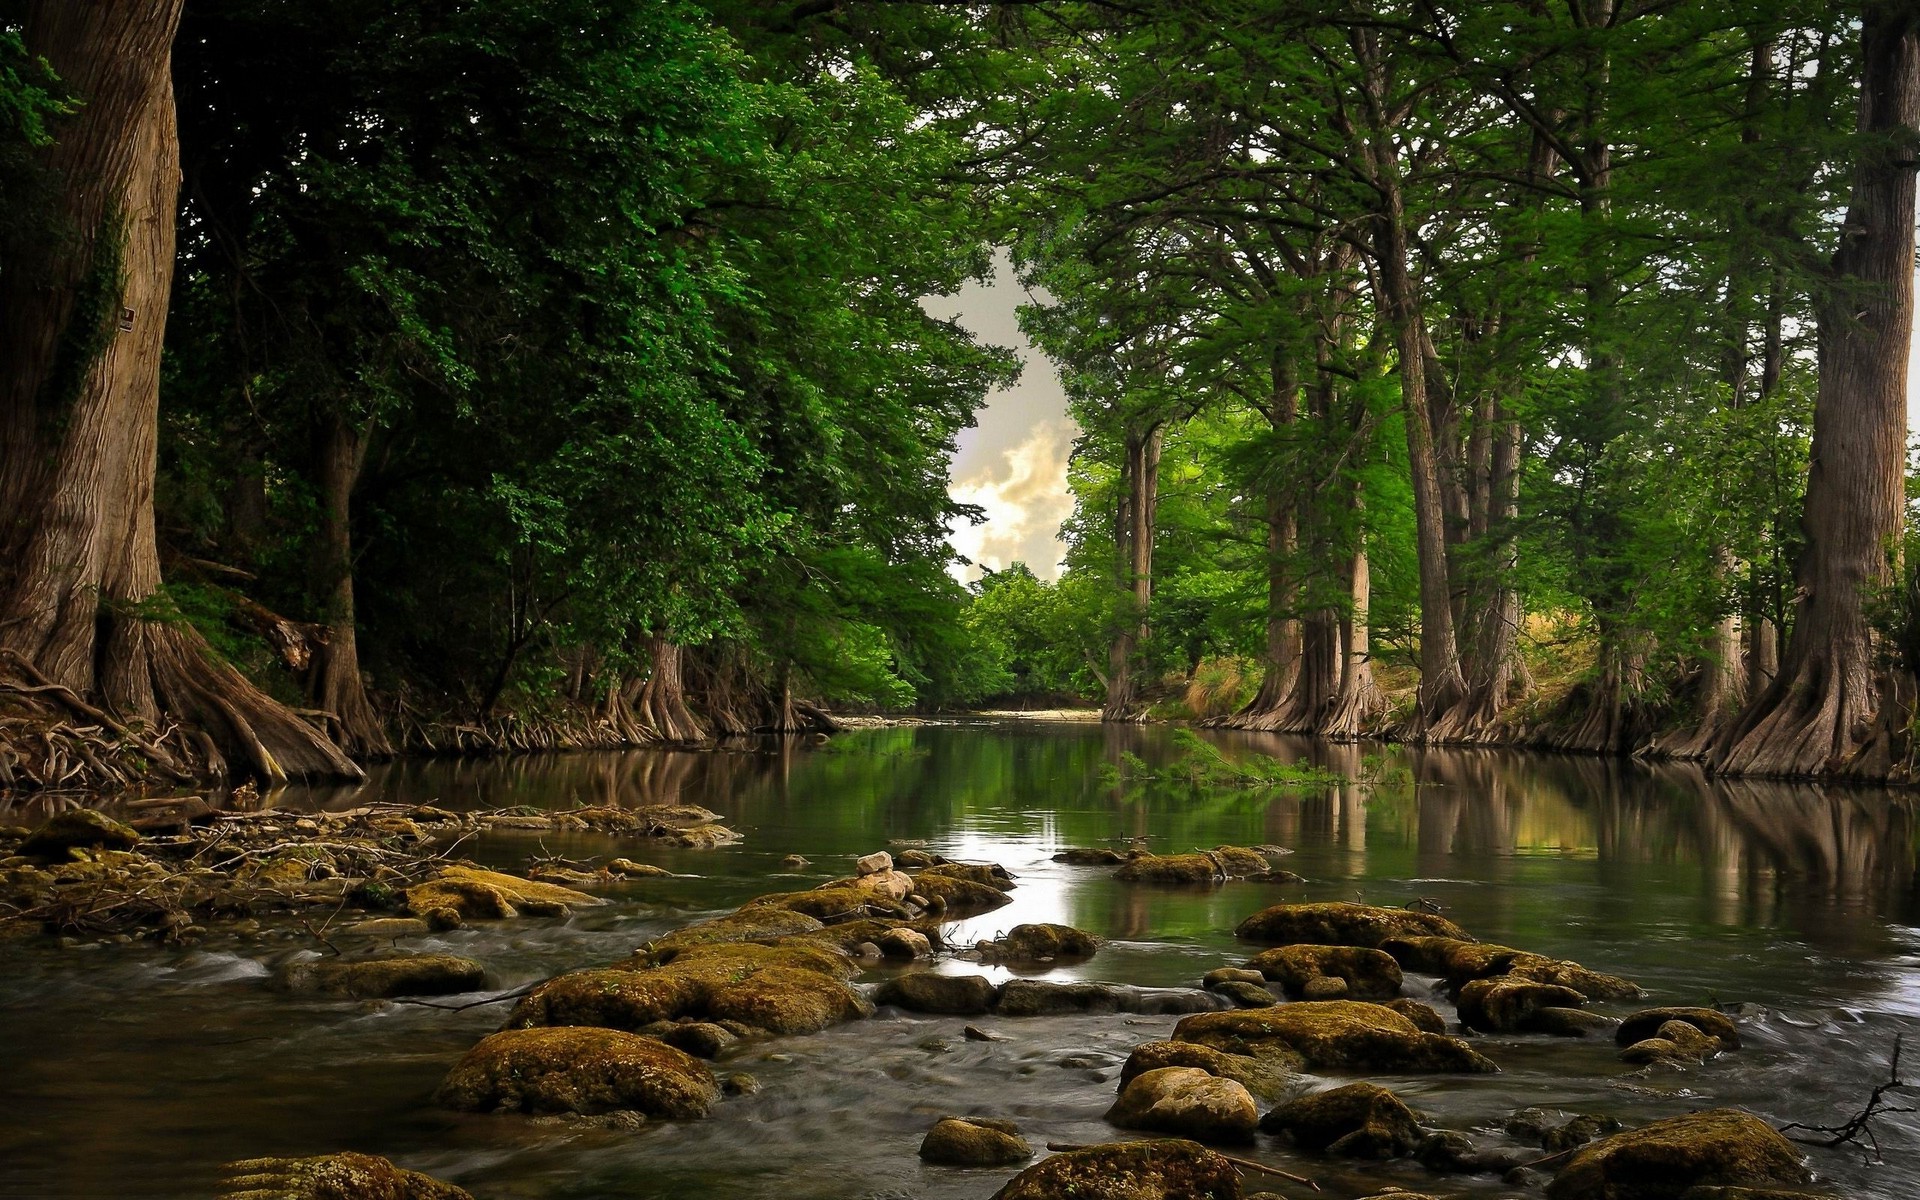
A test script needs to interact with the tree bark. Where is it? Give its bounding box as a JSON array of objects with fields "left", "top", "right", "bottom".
[
  {"left": 1102, "top": 422, "right": 1162, "bottom": 722},
  {"left": 1718, "top": 4, "right": 1920, "bottom": 777},
  {"left": 638, "top": 634, "right": 707, "bottom": 743},
  {"left": 307, "top": 414, "right": 391, "bottom": 757},
  {"left": 0, "top": 1, "right": 360, "bottom": 785}
]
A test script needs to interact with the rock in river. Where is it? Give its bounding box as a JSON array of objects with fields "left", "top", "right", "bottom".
[
  {"left": 1246, "top": 944, "right": 1403, "bottom": 1000},
  {"left": 20, "top": 809, "right": 142, "bottom": 861},
  {"left": 275, "top": 954, "right": 485, "bottom": 999},
  {"left": 919, "top": 861, "right": 1016, "bottom": 891},
  {"left": 989, "top": 1139, "right": 1241, "bottom": 1200},
  {"left": 909, "top": 871, "right": 1013, "bottom": 915},
  {"left": 221, "top": 1152, "right": 472, "bottom": 1200},
  {"left": 1260, "top": 1081, "right": 1425, "bottom": 1158},
  {"left": 1119, "top": 1039, "right": 1293, "bottom": 1099},
  {"left": 875, "top": 971, "right": 1000, "bottom": 1015},
  {"left": 1106, "top": 1066, "right": 1258, "bottom": 1143},
  {"left": 1614, "top": 1007, "right": 1741, "bottom": 1052},
  {"left": 980, "top": 923, "right": 1098, "bottom": 962},
  {"left": 1172, "top": 1000, "right": 1497, "bottom": 1074},
  {"left": 436, "top": 1027, "right": 720, "bottom": 1118},
  {"left": 994, "top": 979, "right": 1225, "bottom": 1017},
  {"left": 1455, "top": 976, "right": 1588, "bottom": 1033},
  {"left": 403, "top": 866, "right": 602, "bottom": 921},
  {"left": 919, "top": 1116, "right": 1034, "bottom": 1166},
  {"left": 1114, "top": 849, "right": 1267, "bottom": 885},
  {"left": 1547, "top": 1109, "right": 1812, "bottom": 1200},
  {"left": 1236, "top": 902, "right": 1470, "bottom": 947}
]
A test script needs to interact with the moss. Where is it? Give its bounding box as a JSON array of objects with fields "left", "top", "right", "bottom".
[
  {"left": 1236, "top": 902, "right": 1471, "bottom": 947},
  {"left": 909, "top": 871, "right": 1013, "bottom": 914},
  {"left": 983, "top": 922, "right": 1098, "bottom": 961},
  {"left": 1379, "top": 998, "right": 1448, "bottom": 1033},
  {"left": 747, "top": 886, "right": 914, "bottom": 922},
  {"left": 276, "top": 954, "right": 485, "bottom": 999},
  {"left": 917, "top": 861, "right": 1015, "bottom": 891},
  {"left": 221, "top": 1151, "right": 472, "bottom": 1200},
  {"left": 435, "top": 1027, "right": 719, "bottom": 1118},
  {"left": 643, "top": 907, "right": 824, "bottom": 957},
  {"left": 20, "top": 809, "right": 141, "bottom": 861},
  {"left": 403, "top": 867, "right": 601, "bottom": 920},
  {"left": 1114, "top": 853, "right": 1230, "bottom": 885},
  {"left": 1547, "top": 1110, "right": 1813, "bottom": 1200},
  {"left": 1260, "top": 1082, "right": 1424, "bottom": 1158},
  {"left": 1119, "top": 1039, "right": 1293, "bottom": 1098},
  {"left": 1247, "top": 944, "right": 1403, "bottom": 999},
  {"left": 700, "top": 964, "right": 873, "bottom": 1034},
  {"left": 1104, "top": 1066, "right": 1259, "bottom": 1143},
  {"left": 874, "top": 971, "right": 1000, "bottom": 1015},
  {"left": 919, "top": 1116, "right": 1034, "bottom": 1166},
  {"left": 1615, "top": 1007, "right": 1741, "bottom": 1051},
  {"left": 989, "top": 1139, "right": 1241, "bottom": 1200},
  {"left": 1383, "top": 936, "right": 1640, "bottom": 1000},
  {"left": 1457, "top": 976, "right": 1589, "bottom": 1032},
  {"left": 1173, "top": 1000, "right": 1497, "bottom": 1074}
]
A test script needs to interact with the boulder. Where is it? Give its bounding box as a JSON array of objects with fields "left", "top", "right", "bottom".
[
  {"left": 343, "top": 917, "right": 432, "bottom": 939},
  {"left": 919, "top": 1116, "right": 1034, "bottom": 1167},
  {"left": 1247, "top": 944, "right": 1403, "bottom": 1000},
  {"left": 855, "top": 850, "right": 894, "bottom": 876},
  {"left": 435, "top": 1027, "right": 719, "bottom": 1118},
  {"left": 994, "top": 980, "right": 1225, "bottom": 1017},
  {"left": 1105, "top": 1066, "right": 1258, "bottom": 1143},
  {"left": 896, "top": 849, "right": 945, "bottom": 869},
  {"left": 403, "top": 867, "right": 601, "bottom": 920},
  {"left": 876, "top": 927, "right": 931, "bottom": 960},
  {"left": 920, "top": 861, "right": 1016, "bottom": 891},
  {"left": 982, "top": 923, "right": 1098, "bottom": 962},
  {"left": 1203, "top": 967, "right": 1266, "bottom": 989},
  {"left": 1614, "top": 1008, "right": 1741, "bottom": 1052},
  {"left": 874, "top": 972, "right": 1000, "bottom": 1015},
  {"left": 220, "top": 1152, "right": 471, "bottom": 1200},
  {"left": 1456, "top": 976, "right": 1588, "bottom": 1033},
  {"left": 1382, "top": 936, "right": 1640, "bottom": 1000},
  {"left": 748, "top": 886, "right": 914, "bottom": 922},
  {"left": 988, "top": 1139, "right": 1240, "bottom": 1200},
  {"left": 276, "top": 954, "right": 485, "bottom": 999},
  {"left": 643, "top": 908, "right": 826, "bottom": 958},
  {"left": 1172, "top": 1000, "right": 1497, "bottom": 1074},
  {"left": 1053, "top": 848, "right": 1129, "bottom": 865},
  {"left": 1528, "top": 1007, "right": 1620, "bottom": 1038},
  {"left": 1114, "top": 853, "right": 1228, "bottom": 885},
  {"left": 909, "top": 872, "right": 1013, "bottom": 915},
  {"left": 663, "top": 822, "right": 739, "bottom": 849},
  {"left": 1260, "top": 1082, "right": 1424, "bottom": 1158},
  {"left": 605, "top": 859, "right": 673, "bottom": 877},
  {"left": 1547, "top": 1110, "right": 1812, "bottom": 1200},
  {"left": 1236, "top": 902, "right": 1470, "bottom": 948},
  {"left": 1378, "top": 998, "right": 1448, "bottom": 1034},
  {"left": 1212, "top": 980, "right": 1280, "bottom": 1008},
  {"left": 1118, "top": 1040, "right": 1294, "bottom": 1099},
  {"left": 20, "top": 809, "right": 142, "bottom": 861}
]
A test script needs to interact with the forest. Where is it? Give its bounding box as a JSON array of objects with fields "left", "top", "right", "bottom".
[{"left": 2, "top": 0, "right": 1917, "bottom": 786}]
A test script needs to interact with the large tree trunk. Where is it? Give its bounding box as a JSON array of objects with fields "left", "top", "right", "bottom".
[
  {"left": 0, "top": 1, "right": 359, "bottom": 786},
  {"left": 307, "top": 414, "right": 391, "bottom": 757},
  {"left": 1718, "top": 5, "right": 1920, "bottom": 777},
  {"left": 1225, "top": 349, "right": 1304, "bottom": 730},
  {"left": 1102, "top": 423, "right": 1162, "bottom": 722},
  {"left": 638, "top": 634, "right": 707, "bottom": 743}
]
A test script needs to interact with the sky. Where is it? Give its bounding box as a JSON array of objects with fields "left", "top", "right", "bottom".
[{"left": 935, "top": 253, "right": 1920, "bottom": 586}]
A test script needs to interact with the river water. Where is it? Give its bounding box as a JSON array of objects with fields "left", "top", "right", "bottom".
[{"left": 2, "top": 721, "right": 1917, "bottom": 1199}]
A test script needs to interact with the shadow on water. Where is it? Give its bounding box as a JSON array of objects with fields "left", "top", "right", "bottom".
[{"left": 3, "top": 721, "right": 1920, "bottom": 1198}]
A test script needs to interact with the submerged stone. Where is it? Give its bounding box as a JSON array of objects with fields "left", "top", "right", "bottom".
[
  {"left": 1105, "top": 1066, "right": 1258, "bottom": 1143},
  {"left": 1053, "top": 847, "right": 1130, "bottom": 865},
  {"left": 1236, "top": 902, "right": 1470, "bottom": 947},
  {"left": 1456, "top": 976, "right": 1588, "bottom": 1033},
  {"left": 989, "top": 1139, "right": 1240, "bottom": 1200},
  {"left": 1547, "top": 1110, "right": 1813, "bottom": 1200},
  {"left": 221, "top": 1152, "right": 472, "bottom": 1200},
  {"left": 981, "top": 923, "right": 1098, "bottom": 962},
  {"left": 1615, "top": 1007, "right": 1741, "bottom": 1052},
  {"left": 21, "top": 810, "right": 141, "bottom": 861},
  {"left": 1172, "top": 1000, "right": 1497, "bottom": 1074},
  {"left": 1260, "top": 1081, "right": 1424, "bottom": 1158},
  {"left": 994, "top": 979, "right": 1225, "bottom": 1017},
  {"left": 1115, "top": 853, "right": 1236, "bottom": 884},
  {"left": 435, "top": 1027, "right": 719, "bottom": 1118},
  {"left": 874, "top": 972, "right": 999, "bottom": 1015},
  {"left": 919, "top": 1116, "right": 1034, "bottom": 1166}
]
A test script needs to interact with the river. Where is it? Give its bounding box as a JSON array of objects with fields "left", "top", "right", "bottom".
[{"left": 1, "top": 721, "right": 1916, "bottom": 1199}]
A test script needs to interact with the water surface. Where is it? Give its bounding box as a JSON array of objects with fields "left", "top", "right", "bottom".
[{"left": 2, "top": 721, "right": 1917, "bottom": 1199}]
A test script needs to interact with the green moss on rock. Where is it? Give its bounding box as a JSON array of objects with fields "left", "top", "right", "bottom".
[
  {"left": 1246, "top": 944, "right": 1403, "bottom": 999},
  {"left": 1236, "top": 902, "right": 1470, "bottom": 947},
  {"left": 1173, "top": 1000, "right": 1497, "bottom": 1074},
  {"left": 435, "top": 1027, "right": 719, "bottom": 1117},
  {"left": 989, "top": 1139, "right": 1241, "bottom": 1200},
  {"left": 221, "top": 1151, "right": 471, "bottom": 1200},
  {"left": 1547, "top": 1110, "right": 1812, "bottom": 1200}
]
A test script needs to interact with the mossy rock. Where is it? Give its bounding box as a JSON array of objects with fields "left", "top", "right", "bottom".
[
  {"left": 918, "top": 861, "right": 1016, "bottom": 891},
  {"left": 1236, "top": 902, "right": 1470, "bottom": 948},
  {"left": 748, "top": 886, "right": 914, "bottom": 922},
  {"left": 994, "top": 979, "right": 1225, "bottom": 1017},
  {"left": 789, "top": 916, "right": 944, "bottom": 953},
  {"left": 653, "top": 938, "right": 858, "bottom": 980},
  {"left": 1115, "top": 853, "right": 1231, "bottom": 885},
  {"left": 1615, "top": 1007, "right": 1741, "bottom": 1051},
  {"left": 1207, "top": 846, "right": 1273, "bottom": 875},
  {"left": 508, "top": 968, "right": 704, "bottom": 1031},
  {"left": 403, "top": 866, "right": 600, "bottom": 920},
  {"left": 1119, "top": 1040, "right": 1293, "bottom": 1099},
  {"left": 1173, "top": 1000, "right": 1497, "bottom": 1074},
  {"left": 919, "top": 1116, "right": 1034, "bottom": 1166},
  {"left": 1246, "top": 944, "right": 1403, "bottom": 1000},
  {"left": 1383, "top": 936, "right": 1640, "bottom": 1000},
  {"left": 1105, "top": 1066, "right": 1258, "bottom": 1143},
  {"left": 1547, "top": 1109, "right": 1813, "bottom": 1200},
  {"left": 700, "top": 964, "right": 873, "bottom": 1034},
  {"left": 221, "top": 1152, "right": 471, "bottom": 1200},
  {"left": 1053, "top": 847, "right": 1130, "bottom": 865},
  {"left": 909, "top": 872, "right": 1013, "bottom": 915},
  {"left": 275, "top": 954, "right": 485, "bottom": 999},
  {"left": 1260, "top": 1081, "right": 1425, "bottom": 1158},
  {"left": 1456, "top": 975, "right": 1588, "bottom": 1033},
  {"left": 983, "top": 923, "right": 1098, "bottom": 962},
  {"left": 988, "top": 1139, "right": 1241, "bottom": 1200},
  {"left": 874, "top": 971, "right": 1000, "bottom": 1015},
  {"left": 435, "top": 1027, "right": 718, "bottom": 1117},
  {"left": 643, "top": 907, "right": 825, "bottom": 957},
  {"left": 20, "top": 809, "right": 141, "bottom": 861},
  {"left": 1378, "top": 998, "right": 1448, "bottom": 1034}
]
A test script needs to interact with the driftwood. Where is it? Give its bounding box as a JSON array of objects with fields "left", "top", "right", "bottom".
[{"left": 1780, "top": 1035, "right": 1916, "bottom": 1160}]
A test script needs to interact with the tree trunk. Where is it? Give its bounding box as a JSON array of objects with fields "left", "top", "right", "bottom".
[
  {"left": 307, "top": 414, "right": 391, "bottom": 757},
  {"left": 0, "top": 1, "right": 359, "bottom": 786},
  {"left": 638, "top": 634, "right": 706, "bottom": 743},
  {"left": 1322, "top": 539, "right": 1386, "bottom": 737},
  {"left": 1102, "top": 422, "right": 1162, "bottom": 722},
  {"left": 1226, "top": 349, "right": 1304, "bottom": 730},
  {"left": 1718, "top": 5, "right": 1920, "bottom": 777}
]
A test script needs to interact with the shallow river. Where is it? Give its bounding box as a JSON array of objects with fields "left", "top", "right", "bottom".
[{"left": 3, "top": 721, "right": 1919, "bottom": 1199}]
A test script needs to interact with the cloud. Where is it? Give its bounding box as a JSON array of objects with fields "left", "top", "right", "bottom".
[{"left": 949, "top": 419, "right": 1076, "bottom": 582}]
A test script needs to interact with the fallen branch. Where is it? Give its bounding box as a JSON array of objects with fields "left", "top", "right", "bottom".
[{"left": 1779, "top": 1034, "right": 1917, "bottom": 1161}]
